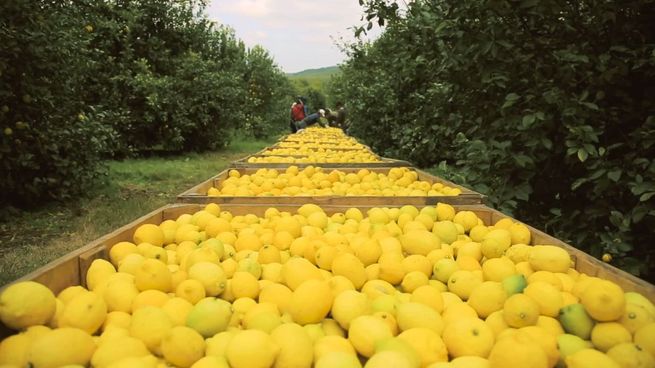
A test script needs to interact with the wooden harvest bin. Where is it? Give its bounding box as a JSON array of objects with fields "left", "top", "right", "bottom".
[
  {"left": 176, "top": 167, "right": 484, "bottom": 205},
  {"left": 231, "top": 155, "right": 412, "bottom": 168},
  {"left": 2, "top": 202, "right": 653, "bottom": 339}
]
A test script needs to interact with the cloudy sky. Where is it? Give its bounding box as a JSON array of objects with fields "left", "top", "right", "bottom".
[{"left": 205, "top": 0, "right": 382, "bottom": 73}]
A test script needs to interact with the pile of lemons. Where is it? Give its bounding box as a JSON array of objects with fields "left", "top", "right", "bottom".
[
  {"left": 276, "top": 142, "right": 366, "bottom": 150},
  {"left": 1, "top": 203, "right": 654, "bottom": 368},
  {"left": 247, "top": 150, "right": 380, "bottom": 164},
  {"left": 207, "top": 167, "right": 462, "bottom": 197},
  {"left": 263, "top": 147, "right": 373, "bottom": 157},
  {"left": 284, "top": 127, "right": 354, "bottom": 143}
]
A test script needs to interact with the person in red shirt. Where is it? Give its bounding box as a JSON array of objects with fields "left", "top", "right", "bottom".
[{"left": 289, "top": 97, "right": 306, "bottom": 133}]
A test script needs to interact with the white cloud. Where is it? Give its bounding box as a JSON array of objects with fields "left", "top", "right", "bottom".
[{"left": 205, "top": 0, "right": 382, "bottom": 72}]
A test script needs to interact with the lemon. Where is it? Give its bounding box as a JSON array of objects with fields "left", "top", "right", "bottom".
[
  {"left": 401, "top": 230, "right": 441, "bottom": 256},
  {"left": 634, "top": 322, "right": 655, "bottom": 356},
  {"left": 354, "top": 239, "right": 382, "bottom": 266},
  {"left": 161, "top": 297, "right": 193, "bottom": 326},
  {"left": 191, "top": 356, "right": 230, "bottom": 368},
  {"left": 91, "top": 336, "right": 149, "bottom": 368},
  {"left": 590, "top": 322, "right": 632, "bottom": 352},
  {"left": 175, "top": 279, "right": 206, "bottom": 305},
  {"left": 505, "top": 244, "right": 532, "bottom": 263},
  {"left": 528, "top": 245, "right": 570, "bottom": 273},
  {"left": 131, "top": 289, "right": 169, "bottom": 310},
  {"left": 401, "top": 271, "right": 429, "bottom": 293},
  {"left": 271, "top": 323, "right": 314, "bottom": 368},
  {"left": 188, "top": 262, "right": 227, "bottom": 296},
  {"left": 396, "top": 302, "right": 444, "bottom": 334},
  {"left": 447, "top": 270, "right": 482, "bottom": 300},
  {"left": 0, "top": 281, "right": 56, "bottom": 330},
  {"left": 226, "top": 329, "right": 280, "bottom": 368},
  {"left": 411, "top": 285, "right": 444, "bottom": 312},
  {"left": 109, "top": 242, "right": 138, "bottom": 266},
  {"left": 606, "top": 342, "right": 655, "bottom": 368},
  {"left": 332, "top": 290, "right": 371, "bottom": 329},
  {"left": 332, "top": 253, "right": 368, "bottom": 289},
  {"left": 488, "top": 333, "right": 548, "bottom": 368},
  {"left": 160, "top": 326, "right": 205, "bottom": 368},
  {"left": 0, "top": 333, "right": 30, "bottom": 366},
  {"left": 59, "top": 291, "right": 107, "bottom": 334},
  {"left": 205, "top": 330, "right": 235, "bottom": 358},
  {"left": 536, "top": 315, "right": 564, "bottom": 336},
  {"left": 467, "top": 281, "right": 507, "bottom": 318},
  {"left": 365, "top": 351, "right": 416, "bottom": 368},
  {"left": 129, "top": 306, "right": 172, "bottom": 355},
  {"left": 315, "top": 352, "right": 362, "bottom": 368},
  {"left": 565, "top": 348, "right": 620, "bottom": 368},
  {"left": 433, "top": 221, "right": 459, "bottom": 244},
  {"left": 580, "top": 279, "right": 625, "bottom": 321},
  {"left": 133, "top": 224, "right": 165, "bottom": 247},
  {"left": 103, "top": 278, "right": 139, "bottom": 313},
  {"left": 481, "top": 257, "right": 516, "bottom": 282},
  {"left": 134, "top": 259, "right": 172, "bottom": 292},
  {"left": 314, "top": 335, "right": 356, "bottom": 360},
  {"left": 503, "top": 294, "right": 539, "bottom": 328},
  {"left": 282, "top": 257, "right": 323, "bottom": 290},
  {"left": 433, "top": 258, "right": 458, "bottom": 283},
  {"left": 186, "top": 297, "right": 232, "bottom": 338},
  {"left": 183, "top": 246, "right": 221, "bottom": 271},
  {"left": 243, "top": 305, "right": 282, "bottom": 333},
  {"left": 86, "top": 259, "right": 117, "bottom": 291},
  {"left": 516, "top": 326, "right": 559, "bottom": 367},
  {"left": 378, "top": 257, "right": 406, "bottom": 285},
  {"left": 397, "top": 327, "right": 448, "bottom": 366},
  {"left": 443, "top": 318, "right": 494, "bottom": 358},
  {"left": 289, "top": 279, "right": 333, "bottom": 325},
  {"left": 25, "top": 328, "right": 94, "bottom": 368},
  {"left": 450, "top": 356, "right": 490, "bottom": 368},
  {"left": 348, "top": 315, "right": 393, "bottom": 357},
  {"left": 118, "top": 254, "right": 146, "bottom": 275},
  {"left": 442, "top": 300, "right": 478, "bottom": 326},
  {"left": 485, "top": 310, "right": 509, "bottom": 337},
  {"left": 523, "top": 281, "right": 563, "bottom": 317}
]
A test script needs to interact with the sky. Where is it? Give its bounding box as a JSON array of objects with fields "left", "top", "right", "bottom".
[{"left": 205, "top": 0, "right": 382, "bottom": 73}]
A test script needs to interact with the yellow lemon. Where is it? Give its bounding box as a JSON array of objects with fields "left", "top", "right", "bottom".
[
  {"left": 396, "top": 302, "right": 444, "bottom": 334},
  {"left": 315, "top": 352, "right": 362, "bottom": 368},
  {"left": 175, "top": 279, "right": 206, "bottom": 305},
  {"left": 397, "top": 327, "right": 448, "bottom": 367},
  {"left": 488, "top": 332, "right": 548, "bottom": 368},
  {"left": 190, "top": 356, "right": 229, "bottom": 368},
  {"left": 314, "top": 335, "right": 357, "bottom": 361},
  {"left": 590, "top": 322, "right": 632, "bottom": 352},
  {"left": 0, "top": 281, "right": 56, "bottom": 330},
  {"left": 467, "top": 281, "right": 507, "bottom": 318},
  {"left": 270, "top": 323, "right": 314, "bottom": 368},
  {"left": 523, "top": 281, "right": 563, "bottom": 317},
  {"left": 134, "top": 259, "right": 172, "bottom": 292},
  {"left": 443, "top": 318, "right": 494, "bottom": 358},
  {"left": 129, "top": 306, "right": 172, "bottom": 355},
  {"left": 332, "top": 253, "right": 367, "bottom": 289},
  {"left": 565, "top": 348, "right": 620, "bottom": 368},
  {"left": 289, "top": 279, "right": 333, "bottom": 325},
  {"left": 27, "top": 328, "right": 96, "bottom": 368},
  {"left": 225, "top": 329, "right": 279, "bottom": 368},
  {"left": 447, "top": 270, "right": 482, "bottom": 300},
  {"left": 103, "top": 278, "right": 139, "bottom": 313},
  {"left": 281, "top": 257, "right": 323, "bottom": 290},
  {"left": 411, "top": 285, "right": 444, "bottom": 312},
  {"left": 230, "top": 271, "right": 260, "bottom": 299},
  {"left": 503, "top": 294, "right": 539, "bottom": 328},
  {"left": 91, "top": 336, "right": 149, "bottom": 368},
  {"left": 332, "top": 290, "right": 371, "bottom": 329},
  {"left": 606, "top": 342, "right": 655, "bottom": 368},
  {"left": 0, "top": 333, "right": 31, "bottom": 367},
  {"left": 580, "top": 279, "right": 625, "bottom": 321},
  {"left": 634, "top": 322, "right": 655, "bottom": 356},
  {"left": 59, "top": 291, "right": 107, "bottom": 334},
  {"left": 400, "top": 230, "right": 441, "bottom": 256},
  {"left": 348, "top": 315, "right": 394, "bottom": 357},
  {"left": 528, "top": 245, "right": 571, "bottom": 273},
  {"left": 133, "top": 224, "right": 165, "bottom": 247},
  {"left": 109, "top": 242, "right": 138, "bottom": 266},
  {"left": 188, "top": 262, "right": 227, "bottom": 297},
  {"left": 160, "top": 326, "right": 205, "bottom": 368}
]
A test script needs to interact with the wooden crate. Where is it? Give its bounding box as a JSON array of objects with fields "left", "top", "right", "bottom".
[
  {"left": 231, "top": 155, "right": 412, "bottom": 168},
  {"left": 2, "top": 203, "right": 653, "bottom": 337},
  {"left": 177, "top": 167, "right": 484, "bottom": 205}
]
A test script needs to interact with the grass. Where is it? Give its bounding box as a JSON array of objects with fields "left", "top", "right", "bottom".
[{"left": 0, "top": 137, "right": 275, "bottom": 286}]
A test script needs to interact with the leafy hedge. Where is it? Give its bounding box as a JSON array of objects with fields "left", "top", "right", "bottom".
[
  {"left": 336, "top": 0, "right": 655, "bottom": 277},
  {"left": 0, "top": 0, "right": 291, "bottom": 206}
]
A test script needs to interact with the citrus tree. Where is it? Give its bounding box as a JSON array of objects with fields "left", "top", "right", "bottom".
[{"left": 338, "top": 0, "right": 655, "bottom": 277}]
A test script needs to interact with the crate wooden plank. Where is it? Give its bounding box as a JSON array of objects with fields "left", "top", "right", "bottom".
[
  {"left": 231, "top": 156, "right": 414, "bottom": 169},
  {"left": 177, "top": 167, "right": 484, "bottom": 205}
]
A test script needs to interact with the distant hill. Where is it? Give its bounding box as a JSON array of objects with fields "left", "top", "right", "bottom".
[{"left": 287, "top": 66, "right": 340, "bottom": 79}]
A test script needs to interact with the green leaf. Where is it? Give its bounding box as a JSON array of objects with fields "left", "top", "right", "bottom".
[
  {"left": 640, "top": 192, "right": 655, "bottom": 202},
  {"left": 607, "top": 170, "right": 621, "bottom": 182},
  {"left": 577, "top": 148, "right": 588, "bottom": 162}
]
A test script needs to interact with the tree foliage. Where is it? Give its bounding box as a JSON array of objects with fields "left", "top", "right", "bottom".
[
  {"left": 0, "top": 0, "right": 291, "bottom": 206},
  {"left": 338, "top": 0, "right": 655, "bottom": 277}
]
